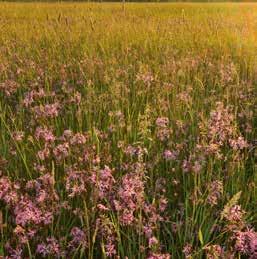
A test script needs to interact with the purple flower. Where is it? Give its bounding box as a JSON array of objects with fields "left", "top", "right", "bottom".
[
  {"left": 105, "top": 242, "right": 116, "bottom": 257},
  {"left": 183, "top": 243, "right": 193, "bottom": 258},
  {"left": 234, "top": 229, "right": 257, "bottom": 258},
  {"left": 156, "top": 117, "right": 169, "bottom": 128},
  {"left": 53, "top": 142, "right": 69, "bottom": 161},
  {"left": 148, "top": 236, "right": 158, "bottom": 247},
  {"left": 207, "top": 180, "right": 223, "bottom": 206},
  {"left": 97, "top": 166, "right": 115, "bottom": 199},
  {"left": 163, "top": 150, "right": 177, "bottom": 161},
  {"left": 36, "top": 243, "right": 48, "bottom": 257},
  {"left": 33, "top": 102, "right": 60, "bottom": 119},
  {"left": 5, "top": 243, "right": 23, "bottom": 259},
  {"left": 0, "top": 176, "right": 19, "bottom": 205},
  {"left": 35, "top": 126, "right": 55, "bottom": 143},
  {"left": 0, "top": 80, "right": 19, "bottom": 96},
  {"left": 69, "top": 227, "right": 87, "bottom": 249},
  {"left": 37, "top": 237, "right": 62, "bottom": 258},
  {"left": 225, "top": 205, "right": 245, "bottom": 222},
  {"left": 65, "top": 169, "right": 87, "bottom": 198},
  {"left": 70, "top": 133, "right": 87, "bottom": 145}
]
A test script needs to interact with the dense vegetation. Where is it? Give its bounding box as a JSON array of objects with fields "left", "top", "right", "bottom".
[{"left": 0, "top": 3, "right": 256, "bottom": 258}]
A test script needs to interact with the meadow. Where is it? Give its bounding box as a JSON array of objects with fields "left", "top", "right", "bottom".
[{"left": 0, "top": 3, "right": 256, "bottom": 258}]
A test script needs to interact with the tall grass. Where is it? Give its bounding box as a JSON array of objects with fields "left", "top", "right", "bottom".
[{"left": 0, "top": 3, "right": 256, "bottom": 258}]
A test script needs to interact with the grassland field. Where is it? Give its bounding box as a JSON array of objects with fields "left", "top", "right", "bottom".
[{"left": 0, "top": 3, "right": 256, "bottom": 258}]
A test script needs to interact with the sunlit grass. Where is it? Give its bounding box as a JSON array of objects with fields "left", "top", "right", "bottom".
[{"left": 0, "top": 3, "right": 256, "bottom": 258}]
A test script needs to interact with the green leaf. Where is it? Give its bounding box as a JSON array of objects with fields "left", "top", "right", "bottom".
[{"left": 198, "top": 228, "right": 204, "bottom": 246}]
